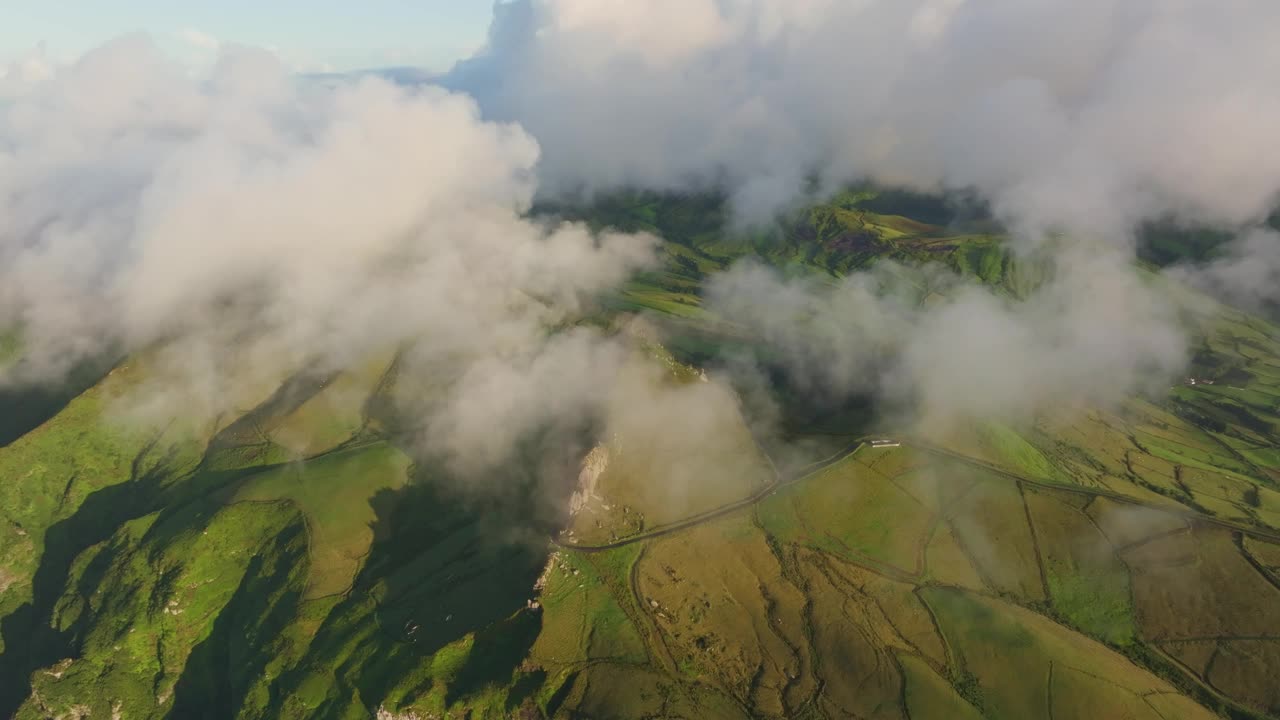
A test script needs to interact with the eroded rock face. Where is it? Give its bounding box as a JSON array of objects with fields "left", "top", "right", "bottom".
[
  {"left": 376, "top": 707, "right": 429, "bottom": 720},
  {"left": 570, "top": 443, "right": 610, "bottom": 517}
]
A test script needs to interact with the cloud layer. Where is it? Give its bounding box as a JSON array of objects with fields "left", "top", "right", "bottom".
[
  {"left": 443, "top": 0, "right": 1280, "bottom": 439},
  {"left": 705, "top": 245, "right": 1186, "bottom": 434},
  {"left": 0, "top": 36, "right": 656, "bottom": 473},
  {"left": 451, "top": 0, "right": 1280, "bottom": 233},
  {"left": 5, "top": 0, "right": 1280, "bottom": 500}
]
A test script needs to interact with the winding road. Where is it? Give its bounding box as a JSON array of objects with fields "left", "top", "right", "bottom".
[
  {"left": 552, "top": 438, "right": 868, "bottom": 552},
  {"left": 553, "top": 436, "right": 1280, "bottom": 553}
]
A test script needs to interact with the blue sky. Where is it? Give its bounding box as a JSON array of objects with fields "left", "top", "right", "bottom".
[{"left": 1, "top": 0, "right": 496, "bottom": 71}]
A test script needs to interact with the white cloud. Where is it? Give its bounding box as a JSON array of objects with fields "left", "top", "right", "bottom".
[
  {"left": 704, "top": 245, "right": 1186, "bottom": 434},
  {"left": 0, "top": 42, "right": 55, "bottom": 98},
  {"left": 177, "top": 28, "right": 220, "bottom": 52},
  {"left": 437, "top": 0, "right": 1280, "bottom": 433},
  {"left": 0, "top": 36, "right": 657, "bottom": 477},
  {"left": 451, "top": 0, "right": 1280, "bottom": 236}
]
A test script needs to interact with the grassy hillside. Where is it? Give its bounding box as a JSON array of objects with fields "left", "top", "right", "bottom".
[{"left": 2, "top": 190, "right": 1280, "bottom": 718}]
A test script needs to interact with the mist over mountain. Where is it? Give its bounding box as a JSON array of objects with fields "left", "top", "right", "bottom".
[
  {"left": 3, "top": 6, "right": 1280, "bottom": 718},
  {"left": 0, "top": 36, "right": 666, "bottom": 480},
  {"left": 4, "top": 1, "right": 1278, "bottom": 445},
  {"left": 448, "top": 0, "right": 1280, "bottom": 237}
]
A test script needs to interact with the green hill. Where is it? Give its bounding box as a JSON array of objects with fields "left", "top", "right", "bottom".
[{"left": 3, "top": 191, "right": 1280, "bottom": 719}]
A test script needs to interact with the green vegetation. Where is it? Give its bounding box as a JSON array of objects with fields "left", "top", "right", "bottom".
[
  {"left": 899, "top": 653, "right": 986, "bottom": 720},
  {"left": 758, "top": 449, "right": 933, "bottom": 576},
  {"left": 0, "top": 329, "right": 18, "bottom": 366},
  {"left": 231, "top": 442, "right": 411, "bottom": 598},
  {"left": 974, "top": 422, "right": 1060, "bottom": 480},
  {"left": 1046, "top": 570, "right": 1136, "bottom": 646},
  {"left": 4, "top": 188, "right": 1280, "bottom": 718}
]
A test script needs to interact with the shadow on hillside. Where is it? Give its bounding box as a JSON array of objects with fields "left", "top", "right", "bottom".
[
  {"left": 165, "top": 456, "right": 560, "bottom": 719},
  {"left": 204, "top": 369, "right": 339, "bottom": 451},
  {"left": 0, "top": 442, "right": 180, "bottom": 717},
  {"left": 258, "top": 465, "right": 557, "bottom": 718},
  {"left": 167, "top": 519, "right": 309, "bottom": 719},
  {"left": 0, "top": 357, "right": 114, "bottom": 449}
]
